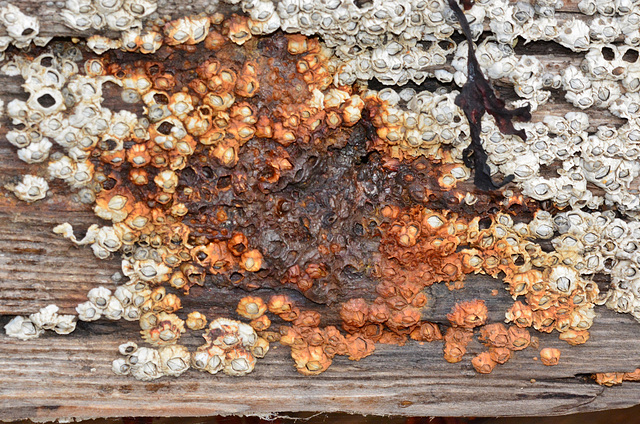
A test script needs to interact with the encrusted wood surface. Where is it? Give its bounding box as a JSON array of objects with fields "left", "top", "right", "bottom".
[{"left": 2, "top": 1, "right": 640, "bottom": 422}]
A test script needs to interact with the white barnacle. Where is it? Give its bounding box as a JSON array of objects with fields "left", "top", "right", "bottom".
[
  {"left": 87, "top": 286, "right": 112, "bottom": 310},
  {"left": 0, "top": 4, "right": 39, "bottom": 48},
  {"left": 7, "top": 174, "right": 48, "bottom": 202},
  {"left": 76, "top": 301, "right": 101, "bottom": 322},
  {"left": 4, "top": 316, "right": 43, "bottom": 340},
  {"left": 17, "top": 138, "right": 52, "bottom": 164},
  {"left": 159, "top": 344, "right": 191, "bottom": 377},
  {"left": 129, "top": 347, "right": 162, "bottom": 381},
  {"left": 555, "top": 19, "right": 590, "bottom": 52}
]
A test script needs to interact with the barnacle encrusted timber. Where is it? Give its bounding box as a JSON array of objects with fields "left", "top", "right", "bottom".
[{"left": 4, "top": 0, "right": 640, "bottom": 384}]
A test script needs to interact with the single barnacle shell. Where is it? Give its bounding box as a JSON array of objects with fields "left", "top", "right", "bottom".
[
  {"left": 186, "top": 311, "right": 207, "bottom": 330},
  {"left": 17, "top": 138, "right": 53, "bottom": 164},
  {"left": 192, "top": 345, "right": 225, "bottom": 374},
  {"left": 471, "top": 352, "right": 497, "bottom": 374},
  {"left": 4, "top": 316, "right": 44, "bottom": 340},
  {"left": 129, "top": 347, "right": 162, "bottom": 381},
  {"left": 539, "top": 347, "right": 561, "bottom": 366},
  {"left": 119, "top": 341, "right": 138, "bottom": 356},
  {"left": 223, "top": 346, "right": 257, "bottom": 376},
  {"left": 88, "top": 287, "right": 112, "bottom": 310},
  {"left": 251, "top": 337, "right": 270, "bottom": 358},
  {"left": 6, "top": 174, "right": 48, "bottom": 202},
  {"left": 87, "top": 35, "right": 122, "bottom": 55},
  {"left": 112, "top": 357, "right": 131, "bottom": 376},
  {"left": 76, "top": 301, "right": 101, "bottom": 322},
  {"left": 237, "top": 296, "right": 267, "bottom": 320},
  {"left": 159, "top": 344, "right": 191, "bottom": 377},
  {"left": 447, "top": 300, "right": 488, "bottom": 329},
  {"left": 0, "top": 4, "right": 39, "bottom": 48},
  {"left": 29, "top": 305, "right": 61, "bottom": 330},
  {"left": 555, "top": 19, "right": 590, "bottom": 52}
]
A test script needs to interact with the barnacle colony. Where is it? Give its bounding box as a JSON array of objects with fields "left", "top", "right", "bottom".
[{"left": 5, "top": 0, "right": 640, "bottom": 384}]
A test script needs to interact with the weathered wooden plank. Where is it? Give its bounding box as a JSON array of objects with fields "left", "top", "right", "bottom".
[{"left": 1, "top": 2, "right": 640, "bottom": 422}]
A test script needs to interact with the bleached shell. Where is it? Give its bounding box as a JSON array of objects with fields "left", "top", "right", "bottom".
[
  {"left": 129, "top": 347, "right": 162, "bottom": 381},
  {"left": 17, "top": 138, "right": 52, "bottom": 164},
  {"left": 112, "top": 358, "right": 131, "bottom": 375},
  {"left": 555, "top": 19, "right": 590, "bottom": 52},
  {"left": 0, "top": 4, "right": 39, "bottom": 46},
  {"left": 87, "top": 35, "right": 122, "bottom": 55},
  {"left": 4, "top": 316, "right": 43, "bottom": 340},
  {"left": 119, "top": 341, "right": 138, "bottom": 356},
  {"left": 192, "top": 348, "right": 225, "bottom": 374},
  {"left": 76, "top": 301, "right": 102, "bottom": 321},
  {"left": 123, "top": 0, "right": 158, "bottom": 18},
  {"left": 52, "top": 314, "right": 77, "bottom": 335},
  {"left": 87, "top": 286, "right": 112, "bottom": 309},
  {"left": 159, "top": 344, "right": 191, "bottom": 376},
  {"left": 9, "top": 174, "right": 49, "bottom": 202}
]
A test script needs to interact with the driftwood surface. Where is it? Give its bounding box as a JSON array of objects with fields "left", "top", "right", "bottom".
[{"left": 2, "top": 0, "right": 640, "bottom": 422}]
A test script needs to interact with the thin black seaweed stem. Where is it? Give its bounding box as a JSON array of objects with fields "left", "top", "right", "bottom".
[{"left": 448, "top": 0, "right": 532, "bottom": 190}]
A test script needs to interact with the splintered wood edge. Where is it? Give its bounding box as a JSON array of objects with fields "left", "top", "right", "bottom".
[{"left": 2, "top": 1, "right": 640, "bottom": 421}]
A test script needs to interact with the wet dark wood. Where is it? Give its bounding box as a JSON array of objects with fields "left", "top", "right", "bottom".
[{"left": 2, "top": 2, "right": 640, "bottom": 422}]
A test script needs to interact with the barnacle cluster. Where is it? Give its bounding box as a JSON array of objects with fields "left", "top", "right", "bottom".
[{"left": 5, "top": 0, "right": 640, "bottom": 384}]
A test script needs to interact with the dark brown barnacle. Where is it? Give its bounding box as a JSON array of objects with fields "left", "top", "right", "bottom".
[{"left": 447, "top": 0, "right": 531, "bottom": 190}]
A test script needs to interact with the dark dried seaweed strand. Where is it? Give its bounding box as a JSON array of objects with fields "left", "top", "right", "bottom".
[{"left": 448, "top": 0, "right": 532, "bottom": 190}]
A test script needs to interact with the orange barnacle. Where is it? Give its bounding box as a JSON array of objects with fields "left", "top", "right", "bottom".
[
  {"left": 197, "top": 59, "right": 221, "bottom": 80},
  {"left": 594, "top": 373, "right": 624, "bottom": 386},
  {"left": 286, "top": 34, "right": 309, "bottom": 55},
  {"left": 460, "top": 249, "right": 484, "bottom": 273},
  {"left": 388, "top": 307, "right": 421, "bottom": 329},
  {"left": 410, "top": 322, "right": 442, "bottom": 342},
  {"left": 292, "top": 345, "right": 332, "bottom": 376},
  {"left": 204, "top": 29, "right": 226, "bottom": 50},
  {"left": 210, "top": 139, "right": 239, "bottom": 167},
  {"left": 489, "top": 347, "right": 511, "bottom": 364},
  {"left": 539, "top": 347, "right": 561, "bottom": 366},
  {"left": 186, "top": 311, "right": 207, "bottom": 330},
  {"left": 268, "top": 294, "right": 294, "bottom": 315},
  {"left": 368, "top": 299, "right": 390, "bottom": 323},
  {"left": 505, "top": 301, "right": 533, "bottom": 328},
  {"left": 129, "top": 168, "right": 149, "bottom": 185},
  {"left": 255, "top": 115, "right": 273, "bottom": 138},
  {"left": 323, "top": 326, "right": 348, "bottom": 357},
  {"left": 235, "top": 74, "right": 259, "bottom": 98},
  {"left": 505, "top": 269, "right": 543, "bottom": 298},
  {"left": 532, "top": 308, "right": 557, "bottom": 333},
  {"left": 340, "top": 298, "right": 369, "bottom": 328},
  {"left": 227, "top": 233, "right": 248, "bottom": 256},
  {"left": 236, "top": 296, "right": 267, "bottom": 320},
  {"left": 140, "top": 312, "right": 186, "bottom": 346},
  {"left": 479, "top": 323, "right": 509, "bottom": 347},
  {"left": 472, "top": 352, "right": 497, "bottom": 374},
  {"left": 225, "top": 15, "right": 252, "bottom": 45},
  {"left": 447, "top": 299, "right": 488, "bottom": 329},
  {"left": 506, "top": 326, "right": 531, "bottom": 351},
  {"left": 293, "top": 310, "right": 321, "bottom": 328},
  {"left": 443, "top": 327, "right": 473, "bottom": 363},
  {"left": 558, "top": 329, "right": 590, "bottom": 346},
  {"left": 345, "top": 334, "right": 376, "bottom": 361},
  {"left": 240, "top": 249, "right": 262, "bottom": 272},
  {"left": 251, "top": 315, "right": 271, "bottom": 332},
  {"left": 623, "top": 369, "right": 640, "bottom": 381},
  {"left": 279, "top": 326, "right": 304, "bottom": 347}
]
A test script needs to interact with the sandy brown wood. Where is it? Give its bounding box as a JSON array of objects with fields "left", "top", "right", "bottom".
[{"left": 2, "top": 2, "right": 640, "bottom": 422}]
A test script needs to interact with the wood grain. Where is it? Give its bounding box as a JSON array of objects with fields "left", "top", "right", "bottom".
[{"left": 1, "top": 2, "right": 640, "bottom": 422}]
